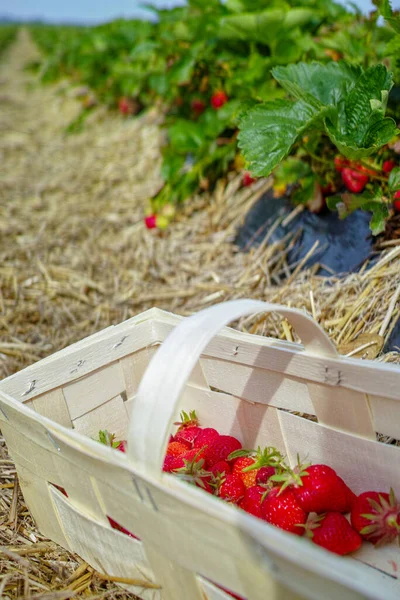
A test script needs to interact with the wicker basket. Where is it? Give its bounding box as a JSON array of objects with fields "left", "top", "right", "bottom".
[{"left": 0, "top": 300, "right": 399, "bottom": 600}]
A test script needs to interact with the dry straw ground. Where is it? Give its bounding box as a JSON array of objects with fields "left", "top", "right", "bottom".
[{"left": 1, "top": 30, "right": 400, "bottom": 599}]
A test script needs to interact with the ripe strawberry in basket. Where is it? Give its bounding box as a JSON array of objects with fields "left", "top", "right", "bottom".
[
  {"left": 256, "top": 466, "right": 277, "bottom": 484},
  {"left": 240, "top": 485, "right": 267, "bottom": 518},
  {"left": 261, "top": 486, "right": 307, "bottom": 535},
  {"left": 209, "top": 460, "right": 231, "bottom": 477},
  {"left": 174, "top": 410, "right": 201, "bottom": 446},
  {"left": 217, "top": 585, "right": 245, "bottom": 600},
  {"left": 193, "top": 427, "right": 219, "bottom": 449},
  {"left": 107, "top": 516, "right": 140, "bottom": 541},
  {"left": 217, "top": 473, "right": 245, "bottom": 504},
  {"left": 98, "top": 430, "right": 127, "bottom": 452},
  {"left": 166, "top": 440, "right": 191, "bottom": 456},
  {"left": 173, "top": 448, "right": 213, "bottom": 492},
  {"left": 229, "top": 446, "right": 285, "bottom": 489},
  {"left": 271, "top": 459, "right": 356, "bottom": 514},
  {"left": 204, "top": 435, "right": 242, "bottom": 467},
  {"left": 306, "top": 512, "right": 362, "bottom": 556},
  {"left": 351, "top": 489, "right": 400, "bottom": 546}
]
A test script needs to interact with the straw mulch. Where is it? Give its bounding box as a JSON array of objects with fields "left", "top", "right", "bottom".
[{"left": 1, "top": 30, "right": 400, "bottom": 599}]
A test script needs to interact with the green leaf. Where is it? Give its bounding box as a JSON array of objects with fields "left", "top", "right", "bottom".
[
  {"left": 219, "top": 10, "right": 285, "bottom": 44},
  {"left": 326, "top": 195, "right": 343, "bottom": 211},
  {"left": 330, "top": 186, "right": 388, "bottom": 235},
  {"left": 388, "top": 166, "right": 400, "bottom": 191},
  {"left": 373, "top": 0, "right": 400, "bottom": 34},
  {"left": 274, "top": 157, "right": 312, "bottom": 186},
  {"left": 292, "top": 174, "right": 318, "bottom": 205},
  {"left": 369, "top": 203, "right": 389, "bottom": 234},
  {"left": 272, "top": 61, "right": 360, "bottom": 108},
  {"left": 239, "top": 61, "right": 398, "bottom": 172},
  {"left": 168, "top": 120, "right": 205, "bottom": 153},
  {"left": 326, "top": 118, "right": 398, "bottom": 160},
  {"left": 167, "top": 45, "right": 201, "bottom": 85},
  {"left": 238, "top": 99, "right": 322, "bottom": 176}
]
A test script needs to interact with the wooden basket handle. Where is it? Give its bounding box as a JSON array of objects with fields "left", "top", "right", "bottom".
[{"left": 127, "top": 300, "right": 337, "bottom": 476}]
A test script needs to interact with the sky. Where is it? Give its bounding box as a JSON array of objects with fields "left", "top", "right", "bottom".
[{"left": 1, "top": 0, "right": 400, "bottom": 24}]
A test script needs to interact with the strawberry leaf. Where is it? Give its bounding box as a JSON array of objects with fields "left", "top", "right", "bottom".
[
  {"left": 373, "top": 0, "right": 400, "bottom": 35},
  {"left": 238, "top": 99, "right": 324, "bottom": 176},
  {"left": 272, "top": 61, "right": 360, "bottom": 107},
  {"left": 331, "top": 186, "right": 388, "bottom": 235},
  {"left": 238, "top": 62, "right": 398, "bottom": 177},
  {"left": 388, "top": 166, "right": 400, "bottom": 192}
]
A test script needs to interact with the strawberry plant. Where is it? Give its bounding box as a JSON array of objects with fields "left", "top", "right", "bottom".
[
  {"left": 28, "top": 1, "right": 400, "bottom": 233},
  {"left": 238, "top": 60, "right": 400, "bottom": 234},
  {"left": 0, "top": 25, "right": 17, "bottom": 55}
]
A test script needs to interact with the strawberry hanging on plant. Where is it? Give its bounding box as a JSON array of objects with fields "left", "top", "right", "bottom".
[
  {"left": 341, "top": 168, "right": 369, "bottom": 194},
  {"left": 211, "top": 90, "right": 228, "bottom": 110},
  {"left": 191, "top": 98, "right": 206, "bottom": 116},
  {"left": 144, "top": 213, "right": 169, "bottom": 230},
  {"left": 383, "top": 160, "right": 396, "bottom": 174},
  {"left": 394, "top": 190, "right": 400, "bottom": 212},
  {"left": 242, "top": 171, "right": 256, "bottom": 187},
  {"left": 118, "top": 96, "right": 137, "bottom": 116}
]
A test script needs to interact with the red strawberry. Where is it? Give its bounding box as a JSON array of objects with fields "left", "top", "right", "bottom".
[
  {"left": 191, "top": 98, "right": 206, "bottom": 116},
  {"left": 51, "top": 483, "right": 68, "bottom": 497},
  {"left": 232, "top": 457, "right": 258, "bottom": 488},
  {"left": 346, "top": 487, "right": 357, "bottom": 511},
  {"left": 204, "top": 435, "right": 242, "bottom": 467},
  {"left": 217, "top": 585, "right": 245, "bottom": 600},
  {"left": 107, "top": 516, "right": 140, "bottom": 540},
  {"left": 211, "top": 90, "right": 228, "bottom": 109},
  {"left": 242, "top": 171, "right": 256, "bottom": 187},
  {"left": 209, "top": 461, "right": 231, "bottom": 477},
  {"left": 256, "top": 466, "right": 276, "bottom": 485},
  {"left": 394, "top": 190, "right": 400, "bottom": 212},
  {"left": 229, "top": 445, "right": 284, "bottom": 488},
  {"left": 173, "top": 448, "right": 207, "bottom": 470},
  {"left": 107, "top": 517, "right": 140, "bottom": 540},
  {"left": 351, "top": 490, "right": 400, "bottom": 547},
  {"left": 355, "top": 163, "right": 377, "bottom": 177},
  {"left": 166, "top": 441, "right": 191, "bottom": 457},
  {"left": 172, "top": 448, "right": 213, "bottom": 493},
  {"left": 341, "top": 168, "right": 368, "bottom": 193},
  {"left": 163, "top": 454, "right": 180, "bottom": 472},
  {"left": 144, "top": 214, "right": 157, "bottom": 229},
  {"left": 116, "top": 440, "right": 126, "bottom": 452},
  {"left": 261, "top": 487, "right": 307, "bottom": 535},
  {"left": 334, "top": 155, "right": 350, "bottom": 172},
  {"left": 175, "top": 426, "right": 201, "bottom": 447},
  {"left": 118, "top": 97, "right": 131, "bottom": 115},
  {"left": 240, "top": 485, "right": 265, "bottom": 518},
  {"left": 193, "top": 427, "right": 219, "bottom": 449},
  {"left": 308, "top": 512, "right": 362, "bottom": 556},
  {"left": 383, "top": 159, "right": 396, "bottom": 174},
  {"left": 321, "top": 182, "right": 334, "bottom": 196},
  {"left": 98, "top": 430, "right": 126, "bottom": 451},
  {"left": 286, "top": 464, "right": 355, "bottom": 514},
  {"left": 218, "top": 473, "right": 245, "bottom": 504}
]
